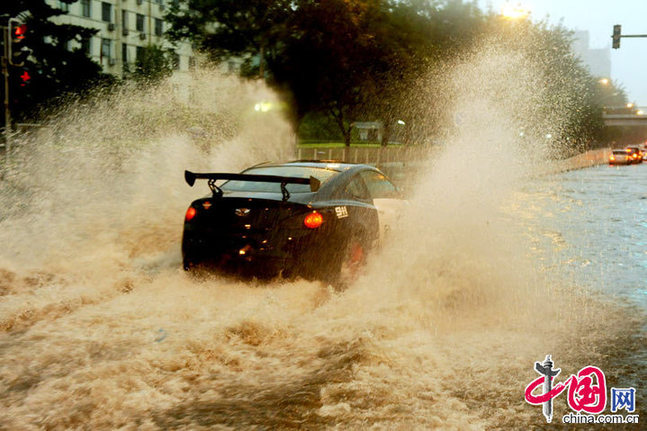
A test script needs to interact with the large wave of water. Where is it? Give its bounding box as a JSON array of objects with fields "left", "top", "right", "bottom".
[{"left": 0, "top": 53, "right": 642, "bottom": 429}]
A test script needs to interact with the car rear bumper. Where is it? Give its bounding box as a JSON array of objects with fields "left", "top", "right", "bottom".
[{"left": 182, "top": 227, "right": 329, "bottom": 277}]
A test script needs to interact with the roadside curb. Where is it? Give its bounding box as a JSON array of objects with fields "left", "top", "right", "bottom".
[{"left": 544, "top": 148, "right": 611, "bottom": 174}]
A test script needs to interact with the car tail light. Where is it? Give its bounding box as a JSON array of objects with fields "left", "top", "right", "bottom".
[
  {"left": 304, "top": 211, "right": 323, "bottom": 229},
  {"left": 610, "top": 155, "right": 615, "bottom": 161},
  {"left": 185, "top": 206, "right": 197, "bottom": 222}
]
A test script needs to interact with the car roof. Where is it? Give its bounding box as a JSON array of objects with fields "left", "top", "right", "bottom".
[{"left": 242, "top": 160, "right": 384, "bottom": 201}]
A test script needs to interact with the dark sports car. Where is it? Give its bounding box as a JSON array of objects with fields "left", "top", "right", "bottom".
[{"left": 182, "top": 161, "right": 404, "bottom": 284}]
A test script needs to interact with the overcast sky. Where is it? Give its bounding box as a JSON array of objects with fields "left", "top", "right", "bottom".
[{"left": 477, "top": 1, "right": 647, "bottom": 105}]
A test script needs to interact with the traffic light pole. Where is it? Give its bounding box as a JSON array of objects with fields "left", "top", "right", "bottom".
[
  {"left": 2, "top": 24, "right": 11, "bottom": 155},
  {"left": 612, "top": 25, "right": 647, "bottom": 49}
]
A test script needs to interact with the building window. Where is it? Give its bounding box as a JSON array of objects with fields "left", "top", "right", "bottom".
[
  {"left": 136, "top": 46, "right": 144, "bottom": 61},
  {"left": 81, "top": 37, "right": 92, "bottom": 56},
  {"left": 101, "top": 38, "right": 111, "bottom": 60},
  {"left": 122, "top": 43, "right": 128, "bottom": 63},
  {"left": 59, "top": 1, "right": 69, "bottom": 12},
  {"left": 81, "top": 0, "right": 91, "bottom": 17},
  {"left": 154, "top": 18, "right": 163, "bottom": 36},
  {"left": 101, "top": 2, "right": 112, "bottom": 22},
  {"left": 188, "top": 56, "right": 195, "bottom": 71},
  {"left": 136, "top": 14, "right": 144, "bottom": 32},
  {"left": 121, "top": 10, "right": 129, "bottom": 29}
]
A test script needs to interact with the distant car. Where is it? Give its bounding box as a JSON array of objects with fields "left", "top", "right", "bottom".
[
  {"left": 181, "top": 161, "right": 404, "bottom": 284},
  {"left": 625, "top": 147, "right": 643, "bottom": 164},
  {"left": 609, "top": 149, "right": 632, "bottom": 165}
]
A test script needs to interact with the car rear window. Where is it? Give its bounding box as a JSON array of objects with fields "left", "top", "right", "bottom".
[
  {"left": 221, "top": 166, "right": 338, "bottom": 193},
  {"left": 613, "top": 150, "right": 628, "bottom": 154}
]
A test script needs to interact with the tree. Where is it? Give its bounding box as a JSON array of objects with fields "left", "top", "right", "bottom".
[
  {"left": 165, "top": 0, "right": 292, "bottom": 78},
  {"left": 481, "top": 16, "right": 610, "bottom": 151},
  {"left": 1, "top": 0, "right": 111, "bottom": 126},
  {"left": 130, "top": 45, "right": 175, "bottom": 82},
  {"left": 273, "top": 0, "right": 398, "bottom": 145}
]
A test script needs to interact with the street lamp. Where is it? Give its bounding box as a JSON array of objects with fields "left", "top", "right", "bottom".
[
  {"left": 501, "top": 2, "right": 531, "bottom": 20},
  {"left": 598, "top": 78, "right": 610, "bottom": 85},
  {"left": 254, "top": 101, "right": 273, "bottom": 112}
]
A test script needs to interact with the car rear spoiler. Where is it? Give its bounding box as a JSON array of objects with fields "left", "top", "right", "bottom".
[{"left": 184, "top": 170, "right": 321, "bottom": 200}]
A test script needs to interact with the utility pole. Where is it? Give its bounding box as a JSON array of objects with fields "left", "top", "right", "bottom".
[
  {"left": 2, "top": 23, "right": 11, "bottom": 154},
  {"left": 2, "top": 17, "right": 28, "bottom": 157}
]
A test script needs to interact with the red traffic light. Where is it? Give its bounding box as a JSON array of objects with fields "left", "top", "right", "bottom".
[
  {"left": 9, "top": 19, "right": 29, "bottom": 66},
  {"left": 20, "top": 70, "right": 31, "bottom": 87},
  {"left": 14, "top": 24, "right": 27, "bottom": 40}
]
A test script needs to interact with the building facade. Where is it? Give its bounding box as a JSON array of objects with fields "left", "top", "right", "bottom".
[
  {"left": 47, "top": 0, "right": 193, "bottom": 77},
  {"left": 572, "top": 31, "right": 611, "bottom": 79}
]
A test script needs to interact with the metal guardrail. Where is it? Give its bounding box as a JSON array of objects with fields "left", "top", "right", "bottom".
[
  {"left": 602, "top": 115, "right": 647, "bottom": 127},
  {"left": 295, "top": 146, "right": 430, "bottom": 165}
]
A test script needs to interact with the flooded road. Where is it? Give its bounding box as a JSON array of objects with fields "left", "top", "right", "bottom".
[
  {"left": 519, "top": 163, "right": 647, "bottom": 308},
  {"left": 0, "top": 141, "right": 644, "bottom": 429}
]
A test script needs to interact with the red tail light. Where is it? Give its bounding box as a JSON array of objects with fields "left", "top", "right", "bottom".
[
  {"left": 304, "top": 211, "right": 323, "bottom": 229},
  {"left": 185, "top": 206, "right": 197, "bottom": 221}
]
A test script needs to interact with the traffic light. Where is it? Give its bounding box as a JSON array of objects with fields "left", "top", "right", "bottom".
[
  {"left": 9, "top": 18, "right": 29, "bottom": 66},
  {"left": 19, "top": 70, "right": 31, "bottom": 87},
  {"left": 612, "top": 24, "right": 621, "bottom": 49}
]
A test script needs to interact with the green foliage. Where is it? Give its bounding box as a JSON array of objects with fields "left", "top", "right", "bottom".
[
  {"left": 297, "top": 112, "right": 345, "bottom": 142},
  {"left": 480, "top": 16, "right": 618, "bottom": 149},
  {"left": 130, "top": 45, "right": 175, "bottom": 82},
  {"left": 1, "top": 0, "right": 112, "bottom": 124}
]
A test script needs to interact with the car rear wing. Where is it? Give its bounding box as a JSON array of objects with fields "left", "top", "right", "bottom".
[{"left": 184, "top": 170, "right": 321, "bottom": 200}]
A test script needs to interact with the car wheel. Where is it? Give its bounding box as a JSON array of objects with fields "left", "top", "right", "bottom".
[{"left": 334, "top": 235, "right": 366, "bottom": 289}]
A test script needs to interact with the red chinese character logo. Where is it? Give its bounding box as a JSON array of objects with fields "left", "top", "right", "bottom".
[
  {"left": 525, "top": 357, "right": 608, "bottom": 422},
  {"left": 564, "top": 366, "right": 607, "bottom": 414}
]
